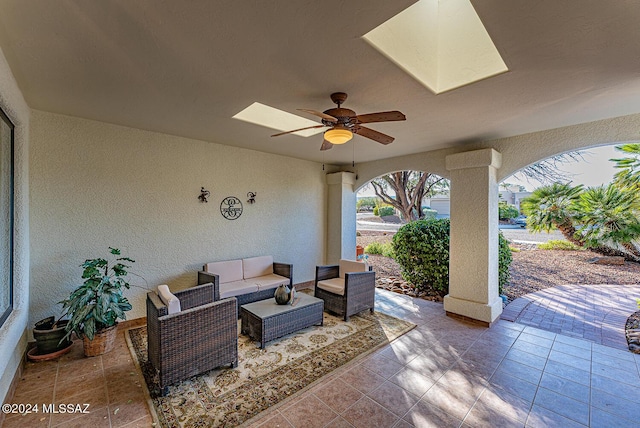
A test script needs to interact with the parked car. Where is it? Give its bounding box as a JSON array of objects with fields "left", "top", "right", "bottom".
[{"left": 514, "top": 215, "right": 527, "bottom": 228}]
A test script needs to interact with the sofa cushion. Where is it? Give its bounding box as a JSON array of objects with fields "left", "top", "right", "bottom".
[
  {"left": 219, "top": 281, "right": 259, "bottom": 299},
  {"left": 317, "top": 278, "right": 345, "bottom": 296},
  {"left": 157, "top": 284, "right": 181, "bottom": 314},
  {"left": 205, "top": 259, "right": 243, "bottom": 284},
  {"left": 242, "top": 255, "right": 274, "bottom": 279},
  {"left": 339, "top": 259, "right": 366, "bottom": 278},
  {"left": 252, "top": 273, "right": 289, "bottom": 291}
]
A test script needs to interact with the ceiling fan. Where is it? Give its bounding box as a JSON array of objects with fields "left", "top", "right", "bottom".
[{"left": 271, "top": 92, "right": 406, "bottom": 151}]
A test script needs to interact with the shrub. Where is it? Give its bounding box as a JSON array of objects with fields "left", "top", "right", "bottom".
[
  {"left": 364, "top": 242, "right": 395, "bottom": 258},
  {"left": 392, "top": 219, "right": 512, "bottom": 295},
  {"left": 498, "top": 233, "right": 512, "bottom": 295},
  {"left": 537, "top": 240, "right": 581, "bottom": 250},
  {"left": 499, "top": 201, "right": 520, "bottom": 220},
  {"left": 373, "top": 206, "right": 379, "bottom": 216},
  {"left": 378, "top": 206, "right": 395, "bottom": 217},
  {"left": 422, "top": 208, "right": 438, "bottom": 220},
  {"left": 393, "top": 219, "right": 451, "bottom": 294}
]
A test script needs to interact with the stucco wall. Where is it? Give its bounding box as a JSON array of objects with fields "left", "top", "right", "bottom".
[
  {"left": 29, "top": 110, "right": 327, "bottom": 325},
  {"left": 0, "top": 46, "right": 30, "bottom": 404}
]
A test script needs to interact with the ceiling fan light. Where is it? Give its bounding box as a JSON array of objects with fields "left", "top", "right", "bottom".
[{"left": 324, "top": 128, "right": 353, "bottom": 144}]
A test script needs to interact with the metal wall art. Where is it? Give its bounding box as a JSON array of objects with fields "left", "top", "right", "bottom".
[
  {"left": 198, "top": 187, "right": 210, "bottom": 203},
  {"left": 247, "top": 192, "right": 257, "bottom": 204},
  {"left": 220, "top": 196, "right": 243, "bottom": 220}
]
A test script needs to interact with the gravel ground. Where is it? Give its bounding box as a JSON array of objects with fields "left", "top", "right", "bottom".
[{"left": 356, "top": 230, "right": 640, "bottom": 301}]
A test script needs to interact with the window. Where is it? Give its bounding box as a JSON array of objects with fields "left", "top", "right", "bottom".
[{"left": 0, "top": 107, "right": 14, "bottom": 327}]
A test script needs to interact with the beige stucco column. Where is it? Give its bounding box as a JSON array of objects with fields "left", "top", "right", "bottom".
[
  {"left": 326, "top": 171, "right": 357, "bottom": 264},
  {"left": 444, "top": 148, "right": 503, "bottom": 326}
]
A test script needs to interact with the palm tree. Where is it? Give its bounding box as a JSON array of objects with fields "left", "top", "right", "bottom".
[
  {"left": 611, "top": 143, "right": 640, "bottom": 190},
  {"left": 574, "top": 184, "right": 640, "bottom": 261},
  {"left": 520, "top": 183, "right": 584, "bottom": 246}
]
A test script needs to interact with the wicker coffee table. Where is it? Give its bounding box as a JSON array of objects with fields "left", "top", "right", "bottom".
[{"left": 240, "top": 293, "right": 324, "bottom": 348}]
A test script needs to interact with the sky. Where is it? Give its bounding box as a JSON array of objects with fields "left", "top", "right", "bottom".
[
  {"left": 505, "top": 145, "right": 621, "bottom": 191},
  {"left": 357, "top": 144, "right": 625, "bottom": 196}
]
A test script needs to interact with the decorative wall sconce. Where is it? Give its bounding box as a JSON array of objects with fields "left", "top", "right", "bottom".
[
  {"left": 247, "top": 192, "right": 257, "bottom": 204},
  {"left": 198, "top": 187, "right": 210, "bottom": 203}
]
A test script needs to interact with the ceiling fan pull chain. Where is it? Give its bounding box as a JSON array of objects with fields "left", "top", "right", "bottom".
[{"left": 352, "top": 139, "right": 355, "bottom": 168}]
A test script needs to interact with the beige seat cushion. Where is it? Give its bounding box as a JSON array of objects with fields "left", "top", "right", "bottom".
[
  {"left": 317, "top": 278, "right": 346, "bottom": 296},
  {"left": 339, "top": 259, "right": 366, "bottom": 278},
  {"left": 251, "top": 273, "right": 289, "bottom": 291},
  {"left": 219, "top": 281, "right": 259, "bottom": 299},
  {"left": 243, "top": 255, "right": 274, "bottom": 279},
  {"left": 205, "top": 259, "right": 243, "bottom": 284},
  {"left": 157, "top": 284, "right": 181, "bottom": 314}
]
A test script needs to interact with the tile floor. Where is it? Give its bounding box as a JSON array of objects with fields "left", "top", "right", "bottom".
[{"left": 3, "top": 289, "right": 640, "bottom": 427}]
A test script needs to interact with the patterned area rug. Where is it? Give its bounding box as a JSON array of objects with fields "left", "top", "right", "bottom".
[{"left": 126, "top": 302, "right": 415, "bottom": 427}]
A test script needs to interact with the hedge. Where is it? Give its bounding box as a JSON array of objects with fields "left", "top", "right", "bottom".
[{"left": 392, "top": 218, "right": 512, "bottom": 295}]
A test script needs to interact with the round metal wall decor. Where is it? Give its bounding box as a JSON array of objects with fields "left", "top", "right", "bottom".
[{"left": 220, "top": 196, "right": 243, "bottom": 220}]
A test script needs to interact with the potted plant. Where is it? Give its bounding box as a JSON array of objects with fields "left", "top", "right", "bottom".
[
  {"left": 28, "top": 316, "right": 73, "bottom": 361},
  {"left": 60, "top": 247, "right": 134, "bottom": 357}
]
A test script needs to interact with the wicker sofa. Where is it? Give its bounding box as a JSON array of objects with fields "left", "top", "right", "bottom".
[
  {"left": 146, "top": 283, "right": 238, "bottom": 394},
  {"left": 198, "top": 255, "right": 293, "bottom": 308},
  {"left": 315, "top": 259, "right": 375, "bottom": 321}
]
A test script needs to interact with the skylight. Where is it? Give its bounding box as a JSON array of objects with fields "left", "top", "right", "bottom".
[
  {"left": 232, "top": 102, "right": 324, "bottom": 137},
  {"left": 363, "top": 0, "right": 508, "bottom": 94}
]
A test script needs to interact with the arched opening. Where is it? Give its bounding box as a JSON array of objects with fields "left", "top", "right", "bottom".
[
  {"left": 355, "top": 170, "right": 451, "bottom": 301},
  {"left": 497, "top": 143, "right": 640, "bottom": 350}
]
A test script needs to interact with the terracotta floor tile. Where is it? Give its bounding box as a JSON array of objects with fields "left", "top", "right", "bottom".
[
  {"left": 539, "top": 372, "right": 590, "bottom": 404},
  {"left": 282, "top": 394, "right": 338, "bottom": 428},
  {"left": 108, "top": 400, "right": 152, "bottom": 428},
  {"left": 533, "top": 387, "right": 589, "bottom": 426},
  {"left": 403, "top": 398, "right": 463, "bottom": 428},
  {"left": 3, "top": 410, "right": 51, "bottom": 427},
  {"left": 324, "top": 416, "right": 355, "bottom": 428},
  {"left": 54, "top": 370, "right": 106, "bottom": 399},
  {"left": 390, "top": 367, "right": 436, "bottom": 397},
  {"left": 341, "top": 364, "right": 386, "bottom": 394},
  {"left": 50, "top": 405, "right": 111, "bottom": 428},
  {"left": 359, "top": 352, "right": 405, "bottom": 379},
  {"left": 341, "top": 396, "right": 399, "bottom": 428},
  {"left": 367, "top": 380, "right": 420, "bottom": 417},
  {"left": 313, "top": 378, "right": 363, "bottom": 414},
  {"left": 250, "top": 410, "right": 294, "bottom": 428}
]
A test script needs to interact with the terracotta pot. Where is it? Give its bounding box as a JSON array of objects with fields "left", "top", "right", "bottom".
[{"left": 83, "top": 324, "right": 117, "bottom": 357}]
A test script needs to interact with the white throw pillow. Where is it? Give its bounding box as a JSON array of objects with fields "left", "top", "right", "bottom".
[{"left": 157, "top": 284, "right": 181, "bottom": 314}]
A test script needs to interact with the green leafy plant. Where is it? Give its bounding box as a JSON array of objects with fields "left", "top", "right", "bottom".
[
  {"left": 378, "top": 206, "right": 395, "bottom": 217},
  {"left": 392, "top": 219, "right": 512, "bottom": 295},
  {"left": 537, "top": 239, "right": 582, "bottom": 251},
  {"left": 498, "top": 233, "right": 512, "bottom": 295},
  {"left": 364, "top": 242, "right": 395, "bottom": 258},
  {"left": 498, "top": 201, "right": 519, "bottom": 220},
  {"left": 392, "top": 219, "right": 451, "bottom": 295},
  {"left": 60, "top": 248, "right": 134, "bottom": 341}
]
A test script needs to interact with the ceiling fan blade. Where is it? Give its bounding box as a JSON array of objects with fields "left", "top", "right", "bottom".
[
  {"left": 297, "top": 109, "right": 338, "bottom": 122},
  {"left": 320, "top": 139, "right": 333, "bottom": 151},
  {"left": 270, "top": 124, "right": 326, "bottom": 137},
  {"left": 354, "top": 126, "right": 395, "bottom": 145},
  {"left": 356, "top": 111, "right": 406, "bottom": 124}
]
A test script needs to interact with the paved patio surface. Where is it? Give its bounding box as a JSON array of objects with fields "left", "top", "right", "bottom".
[
  {"left": 249, "top": 289, "right": 640, "bottom": 427},
  {"left": 502, "top": 284, "right": 640, "bottom": 350}
]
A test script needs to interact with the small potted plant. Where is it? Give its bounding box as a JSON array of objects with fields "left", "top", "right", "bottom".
[{"left": 60, "top": 247, "right": 134, "bottom": 357}]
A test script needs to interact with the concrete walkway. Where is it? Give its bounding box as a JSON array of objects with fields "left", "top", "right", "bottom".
[{"left": 502, "top": 284, "right": 640, "bottom": 350}]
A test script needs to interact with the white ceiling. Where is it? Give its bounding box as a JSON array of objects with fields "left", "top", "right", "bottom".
[{"left": 1, "top": 0, "right": 640, "bottom": 166}]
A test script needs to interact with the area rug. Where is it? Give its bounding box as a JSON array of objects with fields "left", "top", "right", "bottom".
[{"left": 126, "top": 304, "right": 415, "bottom": 427}]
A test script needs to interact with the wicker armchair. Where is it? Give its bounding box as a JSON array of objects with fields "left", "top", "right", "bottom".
[
  {"left": 314, "top": 259, "right": 375, "bottom": 321},
  {"left": 146, "top": 283, "right": 238, "bottom": 394}
]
